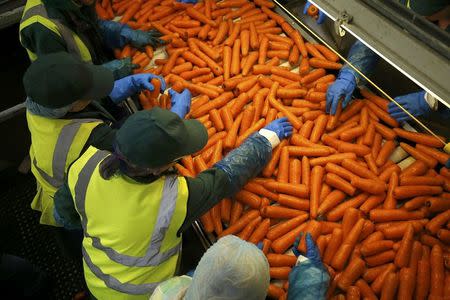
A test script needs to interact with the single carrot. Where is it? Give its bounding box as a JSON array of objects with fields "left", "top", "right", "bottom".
[
  {"left": 394, "top": 185, "right": 442, "bottom": 199},
  {"left": 289, "top": 158, "right": 301, "bottom": 184},
  {"left": 298, "top": 57, "right": 310, "bottom": 75},
  {"left": 322, "top": 228, "right": 343, "bottom": 265},
  {"left": 186, "top": 7, "right": 216, "bottom": 26},
  {"left": 400, "top": 160, "right": 429, "bottom": 178},
  {"left": 229, "top": 201, "right": 243, "bottom": 225},
  {"left": 181, "top": 51, "right": 208, "bottom": 68},
  {"left": 267, "top": 284, "right": 285, "bottom": 299},
  {"left": 355, "top": 279, "right": 377, "bottom": 300},
  {"left": 426, "top": 210, "right": 450, "bottom": 234},
  {"left": 314, "top": 44, "right": 340, "bottom": 62},
  {"left": 326, "top": 193, "right": 369, "bottom": 222},
  {"left": 240, "top": 29, "right": 250, "bottom": 56},
  {"left": 393, "top": 128, "right": 445, "bottom": 148},
  {"left": 336, "top": 142, "right": 371, "bottom": 157},
  {"left": 264, "top": 181, "right": 309, "bottom": 198},
  {"left": 270, "top": 267, "right": 291, "bottom": 280},
  {"left": 366, "top": 101, "right": 399, "bottom": 128},
  {"left": 212, "top": 21, "right": 228, "bottom": 45},
  {"left": 300, "top": 68, "right": 326, "bottom": 85},
  {"left": 400, "top": 142, "right": 437, "bottom": 168},
  {"left": 375, "top": 140, "right": 396, "bottom": 167},
  {"left": 394, "top": 224, "right": 414, "bottom": 268},
  {"left": 317, "top": 190, "right": 346, "bottom": 217},
  {"left": 220, "top": 198, "right": 232, "bottom": 222},
  {"left": 261, "top": 206, "right": 306, "bottom": 219},
  {"left": 337, "top": 257, "right": 366, "bottom": 291},
  {"left": 219, "top": 210, "right": 260, "bottom": 237},
  {"left": 365, "top": 250, "right": 396, "bottom": 267},
  {"left": 266, "top": 214, "right": 309, "bottom": 241},
  {"left": 351, "top": 177, "right": 386, "bottom": 195},
  {"left": 325, "top": 173, "right": 356, "bottom": 196},
  {"left": 268, "top": 97, "right": 302, "bottom": 129},
  {"left": 277, "top": 147, "right": 290, "bottom": 183},
  {"left": 267, "top": 253, "right": 297, "bottom": 267},
  {"left": 230, "top": 39, "right": 241, "bottom": 76},
  {"left": 415, "top": 257, "right": 430, "bottom": 300},
  {"left": 430, "top": 245, "right": 445, "bottom": 298},
  {"left": 415, "top": 144, "right": 449, "bottom": 165},
  {"left": 331, "top": 218, "right": 365, "bottom": 270},
  {"left": 271, "top": 223, "right": 307, "bottom": 254},
  {"left": 310, "top": 166, "right": 324, "bottom": 219},
  {"left": 238, "top": 216, "right": 261, "bottom": 240},
  {"left": 379, "top": 272, "right": 399, "bottom": 300},
  {"left": 309, "top": 57, "right": 342, "bottom": 69},
  {"left": 369, "top": 209, "right": 425, "bottom": 223},
  {"left": 346, "top": 286, "right": 361, "bottom": 300}
]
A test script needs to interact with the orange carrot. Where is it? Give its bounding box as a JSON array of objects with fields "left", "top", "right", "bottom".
[
  {"left": 338, "top": 257, "right": 366, "bottom": 291},
  {"left": 309, "top": 166, "right": 324, "bottom": 219},
  {"left": 394, "top": 224, "right": 414, "bottom": 268},
  {"left": 186, "top": 7, "right": 216, "bottom": 26},
  {"left": 261, "top": 206, "right": 306, "bottom": 219},
  {"left": 332, "top": 218, "right": 365, "bottom": 270},
  {"left": 416, "top": 254, "right": 430, "bottom": 300},
  {"left": 355, "top": 279, "right": 377, "bottom": 300},
  {"left": 366, "top": 101, "right": 399, "bottom": 128},
  {"left": 224, "top": 113, "right": 243, "bottom": 149},
  {"left": 325, "top": 173, "right": 356, "bottom": 196},
  {"left": 219, "top": 210, "right": 259, "bottom": 237},
  {"left": 289, "top": 158, "right": 301, "bottom": 184},
  {"left": 394, "top": 185, "right": 442, "bottom": 199},
  {"left": 430, "top": 245, "right": 445, "bottom": 298},
  {"left": 351, "top": 177, "right": 386, "bottom": 195},
  {"left": 229, "top": 201, "right": 243, "bottom": 225},
  {"left": 267, "top": 214, "right": 309, "bottom": 241},
  {"left": 309, "top": 57, "right": 342, "bottom": 69},
  {"left": 267, "top": 253, "right": 297, "bottom": 267},
  {"left": 400, "top": 142, "right": 437, "bottom": 168},
  {"left": 393, "top": 128, "right": 445, "bottom": 148}
]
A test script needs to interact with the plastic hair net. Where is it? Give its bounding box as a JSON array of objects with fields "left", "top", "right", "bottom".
[
  {"left": 185, "top": 235, "right": 270, "bottom": 300},
  {"left": 214, "top": 133, "right": 272, "bottom": 196}
]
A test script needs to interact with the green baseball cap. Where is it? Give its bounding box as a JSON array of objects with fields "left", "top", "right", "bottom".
[
  {"left": 410, "top": 0, "right": 449, "bottom": 16},
  {"left": 116, "top": 108, "right": 208, "bottom": 168},
  {"left": 23, "top": 52, "right": 114, "bottom": 108}
]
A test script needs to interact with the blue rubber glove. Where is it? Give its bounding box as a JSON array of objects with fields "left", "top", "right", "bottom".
[
  {"left": 264, "top": 117, "right": 293, "bottom": 140},
  {"left": 287, "top": 233, "right": 330, "bottom": 300},
  {"left": 303, "top": 1, "right": 326, "bottom": 24},
  {"left": 121, "top": 27, "right": 164, "bottom": 49},
  {"left": 109, "top": 74, "right": 166, "bottom": 104},
  {"left": 387, "top": 91, "right": 431, "bottom": 123},
  {"left": 102, "top": 57, "right": 139, "bottom": 80},
  {"left": 177, "top": 0, "right": 198, "bottom": 3},
  {"left": 292, "top": 235, "right": 301, "bottom": 257},
  {"left": 169, "top": 88, "right": 192, "bottom": 119},
  {"left": 326, "top": 70, "right": 356, "bottom": 115}
]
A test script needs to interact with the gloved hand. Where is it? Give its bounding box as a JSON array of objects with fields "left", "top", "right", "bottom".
[
  {"left": 169, "top": 88, "right": 192, "bottom": 119},
  {"left": 121, "top": 27, "right": 164, "bottom": 49},
  {"left": 109, "top": 74, "right": 166, "bottom": 104},
  {"left": 264, "top": 117, "right": 293, "bottom": 140},
  {"left": 303, "top": 1, "right": 326, "bottom": 24},
  {"left": 326, "top": 70, "right": 357, "bottom": 115},
  {"left": 287, "top": 233, "right": 330, "bottom": 300},
  {"left": 102, "top": 57, "right": 139, "bottom": 80},
  {"left": 387, "top": 91, "right": 431, "bottom": 123},
  {"left": 176, "top": 0, "right": 198, "bottom": 3}
]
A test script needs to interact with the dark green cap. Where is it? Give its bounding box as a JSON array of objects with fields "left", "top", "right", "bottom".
[
  {"left": 23, "top": 52, "right": 114, "bottom": 108},
  {"left": 410, "top": 0, "right": 449, "bottom": 16},
  {"left": 116, "top": 108, "right": 208, "bottom": 168}
]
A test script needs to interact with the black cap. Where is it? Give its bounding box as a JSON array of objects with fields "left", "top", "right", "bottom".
[
  {"left": 23, "top": 52, "right": 114, "bottom": 108},
  {"left": 116, "top": 108, "right": 208, "bottom": 168}
]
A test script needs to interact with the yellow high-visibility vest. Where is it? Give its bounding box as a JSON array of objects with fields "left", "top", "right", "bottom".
[
  {"left": 27, "top": 111, "right": 102, "bottom": 226},
  {"left": 19, "top": 0, "right": 92, "bottom": 62},
  {"left": 68, "top": 146, "right": 189, "bottom": 299}
]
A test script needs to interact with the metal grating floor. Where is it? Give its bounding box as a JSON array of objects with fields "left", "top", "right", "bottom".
[{"left": 0, "top": 173, "right": 85, "bottom": 300}]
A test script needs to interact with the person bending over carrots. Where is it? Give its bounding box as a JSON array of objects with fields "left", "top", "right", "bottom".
[
  {"left": 23, "top": 52, "right": 165, "bottom": 227},
  {"left": 53, "top": 104, "right": 293, "bottom": 299},
  {"left": 20, "top": 0, "right": 164, "bottom": 79},
  {"left": 150, "top": 235, "right": 271, "bottom": 300},
  {"left": 303, "top": 0, "right": 450, "bottom": 122}
]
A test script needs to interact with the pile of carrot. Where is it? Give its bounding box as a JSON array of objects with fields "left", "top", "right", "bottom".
[{"left": 102, "top": 0, "right": 450, "bottom": 298}]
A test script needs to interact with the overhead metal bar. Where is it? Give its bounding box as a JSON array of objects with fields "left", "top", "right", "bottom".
[{"left": 307, "top": 0, "right": 449, "bottom": 107}]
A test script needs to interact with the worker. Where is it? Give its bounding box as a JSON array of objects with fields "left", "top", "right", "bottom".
[
  {"left": 19, "top": 0, "right": 163, "bottom": 79},
  {"left": 304, "top": 0, "right": 450, "bottom": 122},
  {"left": 150, "top": 235, "right": 270, "bottom": 300},
  {"left": 53, "top": 104, "right": 292, "bottom": 299},
  {"left": 289, "top": 233, "right": 330, "bottom": 300},
  {"left": 22, "top": 52, "right": 165, "bottom": 227}
]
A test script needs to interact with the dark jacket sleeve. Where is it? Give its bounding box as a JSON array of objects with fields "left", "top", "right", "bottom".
[
  {"left": 20, "top": 23, "right": 67, "bottom": 55},
  {"left": 53, "top": 181, "right": 80, "bottom": 230},
  {"left": 84, "top": 124, "right": 117, "bottom": 152}
]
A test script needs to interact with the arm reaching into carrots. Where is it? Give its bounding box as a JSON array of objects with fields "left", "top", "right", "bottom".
[
  {"left": 288, "top": 233, "right": 330, "bottom": 300},
  {"left": 179, "top": 118, "right": 293, "bottom": 234},
  {"left": 109, "top": 73, "right": 166, "bottom": 104},
  {"left": 98, "top": 20, "right": 164, "bottom": 50},
  {"left": 326, "top": 40, "right": 379, "bottom": 115}
]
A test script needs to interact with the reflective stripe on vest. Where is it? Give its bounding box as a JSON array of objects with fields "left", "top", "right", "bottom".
[
  {"left": 73, "top": 149, "right": 182, "bottom": 294},
  {"left": 20, "top": 0, "right": 92, "bottom": 62},
  {"left": 32, "top": 118, "right": 100, "bottom": 188}
]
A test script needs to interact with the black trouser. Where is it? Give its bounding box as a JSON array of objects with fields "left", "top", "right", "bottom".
[{"left": 0, "top": 254, "right": 50, "bottom": 298}]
